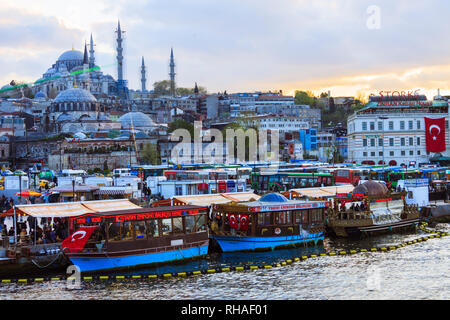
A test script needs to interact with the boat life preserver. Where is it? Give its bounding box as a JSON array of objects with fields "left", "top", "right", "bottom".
[
  {"left": 239, "top": 214, "right": 249, "bottom": 231},
  {"left": 274, "top": 227, "right": 281, "bottom": 235}
]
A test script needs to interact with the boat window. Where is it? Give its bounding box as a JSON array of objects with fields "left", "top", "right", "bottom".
[
  {"left": 302, "top": 210, "right": 309, "bottom": 223},
  {"left": 294, "top": 211, "right": 302, "bottom": 224},
  {"left": 108, "top": 222, "right": 121, "bottom": 241},
  {"left": 311, "top": 209, "right": 323, "bottom": 222},
  {"left": 161, "top": 218, "right": 172, "bottom": 236},
  {"left": 185, "top": 215, "right": 196, "bottom": 233},
  {"left": 195, "top": 214, "right": 206, "bottom": 231},
  {"left": 147, "top": 220, "right": 159, "bottom": 237},
  {"left": 258, "top": 212, "right": 271, "bottom": 225},
  {"left": 172, "top": 217, "right": 184, "bottom": 234},
  {"left": 135, "top": 221, "right": 147, "bottom": 240},
  {"left": 121, "top": 221, "right": 133, "bottom": 240},
  {"left": 275, "top": 211, "right": 289, "bottom": 225}
]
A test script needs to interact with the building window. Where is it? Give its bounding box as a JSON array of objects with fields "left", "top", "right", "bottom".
[
  {"left": 401, "top": 150, "right": 405, "bottom": 156},
  {"left": 417, "top": 120, "right": 420, "bottom": 129},
  {"left": 417, "top": 137, "right": 420, "bottom": 146},
  {"left": 409, "top": 137, "right": 413, "bottom": 146},
  {"left": 446, "top": 120, "right": 449, "bottom": 130},
  {"left": 417, "top": 150, "right": 421, "bottom": 155},
  {"left": 400, "top": 138, "right": 405, "bottom": 146},
  {"left": 371, "top": 152, "right": 375, "bottom": 157},
  {"left": 362, "top": 122, "right": 367, "bottom": 131},
  {"left": 390, "top": 151, "right": 394, "bottom": 156},
  {"left": 363, "top": 139, "right": 367, "bottom": 147},
  {"left": 363, "top": 152, "right": 367, "bottom": 157},
  {"left": 389, "top": 121, "right": 394, "bottom": 130},
  {"left": 379, "top": 138, "right": 383, "bottom": 146},
  {"left": 378, "top": 122, "right": 383, "bottom": 131},
  {"left": 410, "top": 150, "right": 414, "bottom": 156},
  {"left": 370, "top": 122, "right": 375, "bottom": 130},
  {"left": 408, "top": 120, "right": 413, "bottom": 130},
  {"left": 389, "top": 138, "right": 394, "bottom": 146},
  {"left": 400, "top": 121, "right": 405, "bottom": 130},
  {"left": 370, "top": 139, "right": 375, "bottom": 147},
  {"left": 379, "top": 151, "right": 383, "bottom": 156}
]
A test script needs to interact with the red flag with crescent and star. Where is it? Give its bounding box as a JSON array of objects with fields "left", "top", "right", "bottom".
[
  {"left": 425, "top": 117, "right": 446, "bottom": 153},
  {"left": 62, "top": 226, "right": 98, "bottom": 252}
]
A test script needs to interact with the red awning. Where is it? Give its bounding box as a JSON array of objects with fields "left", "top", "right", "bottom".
[{"left": 389, "top": 160, "right": 397, "bottom": 166}]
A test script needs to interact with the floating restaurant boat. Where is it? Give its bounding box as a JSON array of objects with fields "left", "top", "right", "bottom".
[
  {"left": 63, "top": 205, "right": 209, "bottom": 273},
  {"left": 209, "top": 193, "right": 327, "bottom": 252},
  {"left": 326, "top": 181, "right": 420, "bottom": 237}
]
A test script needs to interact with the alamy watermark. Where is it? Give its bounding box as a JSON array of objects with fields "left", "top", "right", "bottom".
[
  {"left": 366, "top": 5, "right": 381, "bottom": 30},
  {"left": 170, "top": 121, "right": 280, "bottom": 168}
]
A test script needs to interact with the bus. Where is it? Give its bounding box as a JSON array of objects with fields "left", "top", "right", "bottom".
[
  {"left": 250, "top": 172, "right": 335, "bottom": 192},
  {"left": 332, "top": 168, "right": 371, "bottom": 186},
  {"left": 130, "top": 165, "right": 170, "bottom": 180}
]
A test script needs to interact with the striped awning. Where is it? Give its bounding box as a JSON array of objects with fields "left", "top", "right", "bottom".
[{"left": 94, "top": 188, "right": 133, "bottom": 195}]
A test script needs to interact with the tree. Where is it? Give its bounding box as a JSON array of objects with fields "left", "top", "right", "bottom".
[
  {"left": 176, "top": 85, "right": 207, "bottom": 96},
  {"left": 153, "top": 80, "right": 171, "bottom": 96},
  {"left": 319, "top": 92, "right": 329, "bottom": 98},
  {"left": 294, "top": 90, "right": 315, "bottom": 106},
  {"left": 167, "top": 119, "right": 194, "bottom": 137},
  {"left": 141, "top": 143, "right": 160, "bottom": 165}
]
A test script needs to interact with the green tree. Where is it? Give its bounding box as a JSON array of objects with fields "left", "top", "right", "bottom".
[
  {"left": 141, "top": 143, "right": 160, "bottom": 165},
  {"left": 153, "top": 80, "right": 171, "bottom": 96},
  {"left": 294, "top": 90, "right": 315, "bottom": 106},
  {"left": 167, "top": 119, "right": 195, "bottom": 137}
]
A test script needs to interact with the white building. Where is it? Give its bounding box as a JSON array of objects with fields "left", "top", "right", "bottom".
[
  {"left": 240, "top": 114, "right": 309, "bottom": 135},
  {"left": 347, "top": 92, "right": 450, "bottom": 167}
]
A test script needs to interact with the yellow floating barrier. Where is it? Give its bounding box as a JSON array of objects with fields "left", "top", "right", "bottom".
[
  {"left": 235, "top": 266, "right": 244, "bottom": 271},
  {"left": 350, "top": 250, "right": 357, "bottom": 254},
  {"left": 132, "top": 275, "right": 141, "bottom": 279},
  {"left": 249, "top": 266, "right": 258, "bottom": 270},
  {"left": 17, "top": 279, "right": 27, "bottom": 283},
  {"left": 162, "top": 273, "right": 172, "bottom": 278},
  {"left": 310, "top": 254, "right": 317, "bottom": 258},
  {"left": 116, "top": 276, "right": 125, "bottom": 280},
  {"left": 51, "top": 277, "right": 60, "bottom": 281},
  {"left": 320, "top": 253, "right": 327, "bottom": 256},
  {"left": 99, "top": 276, "right": 108, "bottom": 280},
  {"left": 1, "top": 279, "right": 11, "bottom": 283},
  {"left": 380, "top": 247, "right": 387, "bottom": 251},
  {"left": 339, "top": 251, "right": 347, "bottom": 255},
  {"left": 286, "top": 259, "right": 293, "bottom": 263},
  {"left": 264, "top": 265, "right": 272, "bottom": 269},
  {"left": 222, "top": 267, "right": 231, "bottom": 272},
  {"left": 302, "top": 256, "right": 308, "bottom": 260},
  {"left": 148, "top": 275, "right": 157, "bottom": 279},
  {"left": 207, "top": 269, "right": 216, "bottom": 274},
  {"left": 177, "top": 272, "right": 187, "bottom": 277},
  {"left": 192, "top": 271, "right": 202, "bottom": 275},
  {"left": 34, "top": 278, "right": 44, "bottom": 282},
  {"left": 294, "top": 257, "right": 300, "bottom": 261},
  {"left": 360, "top": 249, "right": 367, "bottom": 252},
  {"left": 83, "top": 276, "right": 92, "bottom": 281},
  {"left": 328, "top": 252, "right": 337, "bottom": 256}
]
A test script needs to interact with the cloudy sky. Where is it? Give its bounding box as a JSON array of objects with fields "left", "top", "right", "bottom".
[{"left": 1, "top": 0, "right": 450, "bottom": 99}]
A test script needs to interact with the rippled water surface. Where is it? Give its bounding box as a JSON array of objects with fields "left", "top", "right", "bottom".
[{"left": 0, "top": 224, "right": 449, "bottom": 300}]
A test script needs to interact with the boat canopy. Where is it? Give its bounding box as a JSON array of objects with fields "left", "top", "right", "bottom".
[
  {"left": 2, "top": 199, "right": 141, "bottom": 218},
  {"left": 285, "top": 185, "right": 355, "bottom": 199}
]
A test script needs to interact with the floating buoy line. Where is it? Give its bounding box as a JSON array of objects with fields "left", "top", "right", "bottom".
[{"left": 1, "top": 222, "right": 448, "bottom": 285}]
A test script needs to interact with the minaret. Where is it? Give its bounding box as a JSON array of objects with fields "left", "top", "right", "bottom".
[
  {"left": 169, "top": 48, "right": 176, "bottom": 96},
  {"left": 83, "top": 41, "right": 88, "bottom": 65},
  {"left": 116, "top": 20, "right": 124, "bottom": 82},
  {"left": 89, "top": 33, "right": 95, "bottom": 68},
  {"left": 194, "top": 82, "right": 199, "bottom": 95},
  {"left": 141, "top": 56, "right": 147, "bottom": 92}
]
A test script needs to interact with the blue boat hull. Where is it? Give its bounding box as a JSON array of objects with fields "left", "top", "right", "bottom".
[
  {"left": 68, "top": 244, "right": 209, "bottom": 272},
  {"left": 212, "top": 233, "right": 324, "bottom": 252}
]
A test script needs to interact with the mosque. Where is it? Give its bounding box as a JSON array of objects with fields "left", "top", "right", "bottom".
[{"left": 31, "top": 21, "right": 128, "bottom": 100}]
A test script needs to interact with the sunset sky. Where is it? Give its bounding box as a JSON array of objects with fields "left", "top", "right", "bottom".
[{"left": 1, "top": 0, "right": 450, "bottom": 99}]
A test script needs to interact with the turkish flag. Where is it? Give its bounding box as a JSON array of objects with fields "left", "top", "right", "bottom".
[
  {"left": 62, "top": 226, "right": 98, "bottom": 252},
  {"left": 228, "top": 214, "right": 238, "bottom": 229},
  {"left": 425, "top": 117, "right": 446, "bottom": 153},
  {"left": 239, "top": 214, "right": 249, "bottom": 231}
]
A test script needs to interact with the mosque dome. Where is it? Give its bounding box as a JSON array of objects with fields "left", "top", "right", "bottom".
[
  {"left": 352, "top": 180, "right": 388, "bottom": 197},
  {"left": 54, "top": 87, "right": 97, "bottom": 103},
  {"left": 73, "top": 132, "right": 87, "bottom": 140},
  {"left": 57, "top": 50, "right": 84, "bottom": 62},
  {"left": 118, "top": 112, "right": 156, "bottom": 129},
  {"left": 259, "top": 193, "right": 289, "bottom": 203},
  {"left": 34, "top": 91, "right": 47, "bottom": 99}
]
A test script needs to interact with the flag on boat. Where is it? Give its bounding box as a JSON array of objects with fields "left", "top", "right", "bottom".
[
  {"left": 425, "top": 117, "right": 446, "bottom": 153},
  {"left": 62, "top": 226, "right": 98, "bottom": 252}
]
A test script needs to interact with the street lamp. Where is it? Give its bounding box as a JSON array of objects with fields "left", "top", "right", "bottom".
[
  {"left": 378, "top": 116, "right": 388, "bottom": 180},
  {"left": 72, "top": 179, "right": 75, "bottom": 202}
]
